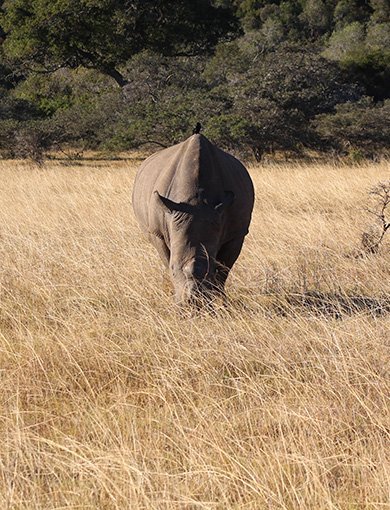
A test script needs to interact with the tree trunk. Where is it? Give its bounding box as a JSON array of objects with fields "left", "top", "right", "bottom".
[
  {"left": 252, "top": 146, "right": 263, "bottom": 162},
  {"left": 100, "top": 65, "right": 129, "bottom": 88}
]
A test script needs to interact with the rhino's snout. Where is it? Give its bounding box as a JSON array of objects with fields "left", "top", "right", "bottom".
[
  {"left": 182, "top": 256, "right": 213, "bottom": 282},
  {"left": 172, "top": 257, "right": 216, "bottom": 304},
  {"left": 177, "top": 279, "right": 214, "bottom": 307}
]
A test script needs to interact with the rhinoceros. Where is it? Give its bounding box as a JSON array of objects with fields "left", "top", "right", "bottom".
[{"left": 132, "top": 134, "right": 254, "bottom": 303}]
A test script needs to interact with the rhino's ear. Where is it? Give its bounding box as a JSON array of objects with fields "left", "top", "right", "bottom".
[
  {"left": 154, "top": 191, "right": 192, "bottom": 214},
  {"left": 215, "top": 191, "right": 235, "bottom": 212}
]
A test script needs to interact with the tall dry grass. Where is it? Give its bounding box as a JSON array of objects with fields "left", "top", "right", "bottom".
[{"left": 0, "top": 158, "right": 389, "bottom": 509}]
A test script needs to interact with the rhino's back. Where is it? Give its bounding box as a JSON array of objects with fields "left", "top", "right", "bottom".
[
  {"left": 132, "top": 134, "right": 254, "bottom": 238},
  {"left": 132, "top": 136, "right": 197, "bottom": 230}
]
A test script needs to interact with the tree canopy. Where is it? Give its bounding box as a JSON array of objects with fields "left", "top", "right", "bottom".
[
  {"left": 0, "top": 0, "right": 240, "bottom": 86},
  {"left": 0, "top": 0, "right": 389, "bottom": 160}
]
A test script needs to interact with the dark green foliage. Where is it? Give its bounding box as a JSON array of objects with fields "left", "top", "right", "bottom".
[
  {"left": 103, "top": 53, "right": 226, "bottom": 150},
  {"left": 202, "top": 44, "right": 362, "bottom": 157},
  {"left": 0, "top": 91, "right": 40, "bottom": 121},
  {"left": 0, "top": 0, "right": 388, "bottom": 160},
  {"left": 231, "top": 46, "right": 361, "bottom": 118},
  {"left": 341, "top": 49, "right": 390, "bottom": 101},
  {"left": 0, "top": 60, "right": 12, "bottom": 89},
  {"left": 313, "top": 97, "right": 390, "bottom": 157},
  {"left": 0, "top": 0, "right": 240, "bottom": 86}
]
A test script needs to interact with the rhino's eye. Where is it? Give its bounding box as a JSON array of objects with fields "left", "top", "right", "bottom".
[{"left": 172, "top": 211, "right": 191, "bottom": 226}]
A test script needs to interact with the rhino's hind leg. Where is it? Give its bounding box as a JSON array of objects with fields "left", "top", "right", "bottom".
[{"left": 215, "top": 236, "right": 245, "bottom": 295}]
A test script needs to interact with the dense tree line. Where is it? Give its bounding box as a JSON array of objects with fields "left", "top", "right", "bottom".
[{"left": 0, "top": 0, "right": 389, "bottom": 161}]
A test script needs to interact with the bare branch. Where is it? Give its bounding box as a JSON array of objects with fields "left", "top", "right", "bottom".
[{"left": 362, "top": 181, "right": 390, "bottom": 254}]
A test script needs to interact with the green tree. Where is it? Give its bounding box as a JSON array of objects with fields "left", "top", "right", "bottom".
[
  {"left": 0, "top": 0, "right": 240, "bottom": 87},
  {"left": 299, "top": 0, "right": 332, "bottom": 38},
  {"left": 324, "top": 20, "right": 390, "bottom": 100},
  {"left": 333, "top": 0, "right": 373, "bottom": 29},
  {"left": 204, "top": 44, "right": 361, "bottom": 158},
  {"left": 313, "top": 97, "right": 390, "bottom": 157},
  {"left": 370, "top": 0, "right": 390, "bottom": 23},
  {"left": 324, "top": 21, "right": 366, "bottom": 59},
  {"left": 102, "top": 52, "right": 224, "bottom": 150}
]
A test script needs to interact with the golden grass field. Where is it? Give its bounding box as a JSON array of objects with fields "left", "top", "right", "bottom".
[{"left": 0, "top": 158, "right": 389, "bottom": 509}]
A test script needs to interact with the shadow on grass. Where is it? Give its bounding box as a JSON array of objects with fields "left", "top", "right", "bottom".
[
  {"left": 47, "top": 153, "right": 146, "bottom": 163},
  {"left": 276, "top": 291, "right": 390, "bottom": 318},
  {"left": 230, "top": 290, "right": 390, "bottom": 319}
]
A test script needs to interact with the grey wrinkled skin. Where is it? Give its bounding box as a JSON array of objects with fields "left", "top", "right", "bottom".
[{"left": 132, "top": 134, "right": 254, "bottom": 304}]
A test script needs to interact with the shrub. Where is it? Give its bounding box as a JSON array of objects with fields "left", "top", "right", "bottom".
[{"left": 313, "top": 97, "right": 390, "bottom": 157}]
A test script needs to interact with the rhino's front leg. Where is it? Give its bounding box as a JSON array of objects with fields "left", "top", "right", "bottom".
[
  {"left": 215, "top": 236, "right": 245, "bottom": 294},
  {"left": 149, "top": 234, "right": 170, "bottom": 269}
]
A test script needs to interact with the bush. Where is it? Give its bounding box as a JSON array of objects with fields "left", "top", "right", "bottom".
[
  {"left": 313, "top": 97, "right": 390, "bottom": 158},
  {"left": 203, "top": 44, "right": 361, "bottom": 158},
  {"left": 0, "top": 118, "right": 60, "bottom": 162}
]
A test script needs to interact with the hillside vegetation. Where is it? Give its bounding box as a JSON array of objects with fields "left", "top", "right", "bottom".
[
  {"left": 0, "top": 0, "right": 389, "bottom": 160},
  {"left": 0, "top": 159, "right": 389, "bottom": 508}
]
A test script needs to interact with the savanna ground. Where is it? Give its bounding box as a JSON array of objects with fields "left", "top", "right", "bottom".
[{"left": 0, "top": 157, "right": 389, "bottom": 509}]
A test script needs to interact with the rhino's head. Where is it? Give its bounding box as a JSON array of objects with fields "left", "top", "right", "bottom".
[{"left": 155, "top": 190, "right": 234, "bottom": 304}]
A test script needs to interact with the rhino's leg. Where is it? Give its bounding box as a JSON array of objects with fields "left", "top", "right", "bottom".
[
  {"left": 215, "top": 236, "right": 245, "bottom": 294},
  {"left": 149, "top": 235, "right": 170, "bottom": 269}
]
